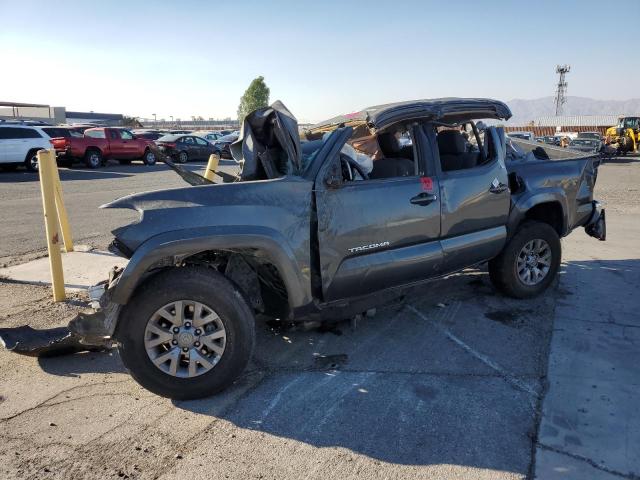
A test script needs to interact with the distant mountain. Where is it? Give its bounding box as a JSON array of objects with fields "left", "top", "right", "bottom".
[{"left": 505, "top": 96, "right": 640, "bottom": 124}]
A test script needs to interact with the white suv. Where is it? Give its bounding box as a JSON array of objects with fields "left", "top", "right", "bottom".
[{"left": 0, "top": 123, "right": 54, "bottom": 172}]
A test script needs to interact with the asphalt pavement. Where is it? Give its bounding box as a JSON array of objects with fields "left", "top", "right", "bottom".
[
  {"left": 0, "top": 157, "right": 638, "bottom": 479},
  {"left": 0, "top": 159, "right": 240, "bottom": 265}
]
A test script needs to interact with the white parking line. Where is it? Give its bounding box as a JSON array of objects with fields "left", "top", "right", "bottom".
[{"left": 407, "top": 304, "right": 539, "bottom": 401}]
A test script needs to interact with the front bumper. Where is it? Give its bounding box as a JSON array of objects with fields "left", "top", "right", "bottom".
[
  {"left": 67, "top": 266, "right": 123, "bottom": 341},
  {"left": 585, "top": 201, "right": 606, "bottom": 241}
]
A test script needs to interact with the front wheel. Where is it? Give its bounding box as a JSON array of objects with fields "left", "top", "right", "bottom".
[
  {"left": 488, "top": 220, "right": 561, "bottom": 298},
  {"left": 117, "top": 267, "right": 255, "bottom": 400},
  {"left": 143, "top": 149, "right": 156, "bottom": 166}
]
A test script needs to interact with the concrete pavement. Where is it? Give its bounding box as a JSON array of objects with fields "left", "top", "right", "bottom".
[{"left": 534, "top": 214, "right": 640, "bottom": 479}]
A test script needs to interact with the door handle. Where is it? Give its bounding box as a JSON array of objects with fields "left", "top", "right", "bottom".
[
  {"left": 489, "top": 183, "right": 508, "bottom": 194},
  {"left": 410, "top": 192, "right": 437, "bottom": 206}
]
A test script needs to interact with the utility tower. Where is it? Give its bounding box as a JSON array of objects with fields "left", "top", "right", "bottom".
[{"left": 554, "top": 65, "right": 570, "bottom": 116}]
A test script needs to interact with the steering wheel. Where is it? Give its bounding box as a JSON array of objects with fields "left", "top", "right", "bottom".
[{"left": 346, "top": 157, "right": 369, "bottom": 181}]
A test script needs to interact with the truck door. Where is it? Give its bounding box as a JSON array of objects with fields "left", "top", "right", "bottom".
[
  {"left": 433, "top": 125, "right": 510, "bottom": 272},
  {"left": 107, "top": 129, "right": 127, "bottom": 158},
  {"left": 118, "top": 129, "right": 138, "bottom": 158},
  {"left": 314, "top": 127, "right": 443, "bottom": 302}
]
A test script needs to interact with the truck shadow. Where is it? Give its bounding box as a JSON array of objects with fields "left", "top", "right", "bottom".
[
  {"left": 32, "top": 257, "right": 638, "bottom": 473},
  {"left": 172, "top": 257, "right": 637, "bottom": 471},
  {"left": 38, "top": 349, "right": 126, "bottom": 377}
]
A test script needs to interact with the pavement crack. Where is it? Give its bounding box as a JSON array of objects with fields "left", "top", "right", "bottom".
[
  {"left": 0, "top": 379, "right": 130, "bottom": 422},
  {"left": 537, "top": 443, "right": 640, "bottom": 479}
]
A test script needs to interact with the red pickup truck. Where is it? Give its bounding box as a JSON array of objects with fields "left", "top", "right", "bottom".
[{"left": 52, "top": 127, "right": 157, "bottom": 168}]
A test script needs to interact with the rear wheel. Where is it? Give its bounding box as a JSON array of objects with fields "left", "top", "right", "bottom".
[
  {"left": 178, "top": 150, "right": 188, "bottom": 163},
  {"left": 117, "top": 267, "right": 255, "bottom": 400},
  {"left": 143, "top": 149, "right": 156, "bottom": 166},
  {"left": 488, "top": 220, "right": 561, "bottom": 298},
  {"left": 25, "top": 149, "right": 42, "bottom": 172},
  {"left": 84, "top": 149, "right": 102, "bottom": 169}
]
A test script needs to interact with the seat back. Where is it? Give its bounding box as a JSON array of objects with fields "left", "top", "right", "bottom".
[{"left": 437, "top": 130, "right": 479, "bottom": 171}]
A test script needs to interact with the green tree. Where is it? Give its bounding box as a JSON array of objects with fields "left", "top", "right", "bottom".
[{"left": 237, "top": 76, "right": 270, "bottom": 124}]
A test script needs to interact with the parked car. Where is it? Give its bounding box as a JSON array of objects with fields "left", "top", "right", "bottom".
[
  {"left": 538, "top": 135, "right": 560, "bottom": 146},
  {"left": 156, "top": 134, "right": 217, "bottom": 163},
  {"left": 507, "top": 131, "right": 536, "bottom": 141},
  {"left": 568, "top": 138, "right": 602, "bottom": 153},
  {"left": 52, "top": 127, "right": 157, "bottom": 168},
  {"left": 212, "top": 133, "right": 239, "bottom": 158},
  {"left": 0, "top": 124, "right": 52, "bottom": 171},
  {"left": 194, "top": 131, "right": 224, "bottom": 143},
  {"left": 169, "top": 130, "right": 193, "bottom": 135},
  {"left": 69, "top": 98, "right": 606, "bottom": 399},
  {"left": 577, "top": 131, "right": 602, "bottom": 141},
  {"left": 132, "top": 129, "right": 166, "bottom": 140}
]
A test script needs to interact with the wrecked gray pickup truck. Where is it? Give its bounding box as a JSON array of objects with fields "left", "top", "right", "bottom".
[{"left": 61, "top": 99, "right": 606, "bottom": 399}]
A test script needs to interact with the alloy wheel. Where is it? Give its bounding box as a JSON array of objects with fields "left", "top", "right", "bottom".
[
  {"left": 144, "top": 300, "right": 226, "bottom": 378},
  {"left": 516, "top": 239, "right": 551, "bottom": 286}
]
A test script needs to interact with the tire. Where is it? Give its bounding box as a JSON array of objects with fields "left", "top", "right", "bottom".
[
  {"left": 25, "top": 149, "right": 43, "bottom": 172},
  {"left": 177, "top": 150, "right": 188, "bottom": 163},
  {"left": 84, "top": 149, "right": 102, "bottom": 169},
  {"left": 142, "top": 149, "right": 156, "bottom": 166},
  {"left": 117, "top": 267, "right": 256, "bottom": 400},
  {"left": 488, "top": 220, "right": 561, "bottom": 299},
  {"left": 118, "top": 159, "right": 132, "bottom": 165}
]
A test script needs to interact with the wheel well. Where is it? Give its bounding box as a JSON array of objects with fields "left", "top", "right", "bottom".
[
  {"left": 24, "top": 148, "right": 44, "bottom": 162},
  {"left": 524, "top": 202, "right": 564, "bottom": 235},
  {"left": 85, "top": 147, "right": 102, "bottom": 155},
  {"left": 148, "top": 249, "right": 290, "bottom": 318}
]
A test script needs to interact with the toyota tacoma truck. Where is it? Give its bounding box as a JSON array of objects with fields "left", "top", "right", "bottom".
[
  {"left": 61, "top": 99, "right": 606, "bottom": 399},
  {"left": 52, "top": 127, "right": 157, "bottom": 168}
]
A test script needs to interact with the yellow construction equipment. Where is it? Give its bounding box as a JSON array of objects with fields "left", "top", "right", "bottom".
[{"left": 605, "top": 116, "right": 640, "bottom": 155}]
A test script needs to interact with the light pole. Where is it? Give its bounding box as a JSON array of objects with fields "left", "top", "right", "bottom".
[
  {"left": 152, "top": 113, "right": 157, "bottom": 126},
  {"left": 170, "top": 115, "right": 174, "bottom": 125}
]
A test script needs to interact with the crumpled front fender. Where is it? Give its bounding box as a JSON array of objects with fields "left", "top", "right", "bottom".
[{"left": 107, "top": 226, "right": 311, "bottom": 332}]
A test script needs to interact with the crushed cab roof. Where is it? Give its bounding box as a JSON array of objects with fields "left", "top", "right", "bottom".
[{"left": 312, "top": 97, "right": 512, "bottom": 131}]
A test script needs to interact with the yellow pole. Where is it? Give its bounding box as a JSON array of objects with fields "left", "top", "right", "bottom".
[
  {"left": 50, "top": 156, "right": 74, "bottom": 252},
  {"left": 204, "top": 153, "right": 220, "bottom": 181},
  {"left": 38, "top": 149, "right": 66, "bottom": 301}
]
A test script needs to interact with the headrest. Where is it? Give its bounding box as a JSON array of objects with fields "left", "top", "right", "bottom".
[
  {"left": 377, "top": 132, "right": 401, "bottom": 156},
  {"left": 437, "top": 130, "right": 467, "bottom": 155}
]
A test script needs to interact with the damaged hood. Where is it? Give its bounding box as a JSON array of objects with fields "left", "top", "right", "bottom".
[
  {"left": 101, "top": 177, "right": 313, "bottom": 254},
  {"left": 231, "top": 100, "right": 302, "bottom": 180}
]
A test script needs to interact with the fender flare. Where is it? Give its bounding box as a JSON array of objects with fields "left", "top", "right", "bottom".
[
  {"left": 109, "top": 225, "right": 311, "bottom": 310},
  {"left": 508, "top": 189, "right": 569, "bottom": 237}
]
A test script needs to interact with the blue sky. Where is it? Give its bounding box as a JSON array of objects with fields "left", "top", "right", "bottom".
[{"left": 1, "top": 0, "right": 638, "bottom": 122}]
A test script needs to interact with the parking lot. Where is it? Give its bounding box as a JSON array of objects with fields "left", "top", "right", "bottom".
[{"left": 0, "top": 158, "right": 638, "bottom": 479}]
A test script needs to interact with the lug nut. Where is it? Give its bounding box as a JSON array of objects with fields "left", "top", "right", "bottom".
[
  {"left": 182, "top": 347, "right": 188, "bottom": 352},
  {"left": 184, "top": 322, "right": 191, "bottom": 328},
  {"left": 194, "top": 341, "right": 200, "bottom": 347},
  {"left": 173, "top": 327, "right": 180, "bottom": 334},
  {"left": 172, "top": 340, "right": 178, "bottom": 345},
  {"left": 195, "top": 329, "right": 201, "bottom": 335}
]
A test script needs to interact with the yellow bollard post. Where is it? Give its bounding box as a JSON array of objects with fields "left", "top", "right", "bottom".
[
  {"left": 50, "top": 155, "right": 74, "bottom": 252},
  {"left": 38, "top": 149, "right": 66, "bottom": 302},
  {"left": 204, "top": 153, "right": 220, "bottom": 181}
]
